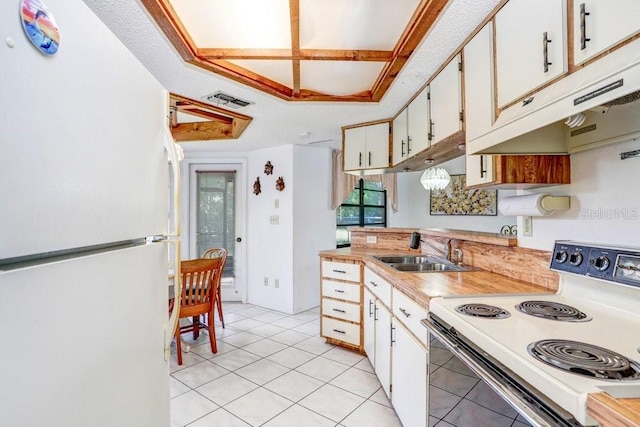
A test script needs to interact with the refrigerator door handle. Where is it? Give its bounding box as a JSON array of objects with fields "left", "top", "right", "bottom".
[
  {"left": 164, "top": 123, "right": 181, "bottom": 238},
  {"left": 165, "top": 238, "right": 181, "bottom": 361}
]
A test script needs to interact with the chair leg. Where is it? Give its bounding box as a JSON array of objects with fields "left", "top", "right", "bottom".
[
  {"left": 216, "top": 285, "right": 225, "bottom": 328},
  {"left": 207, "top": 309, "right": 218, "bottom": 354},
  {"left": 175, "top": 328, "right": 183, "bottom": 365},
  {"left": 192, "top": 316, "right": 200, "bottom": 339}
]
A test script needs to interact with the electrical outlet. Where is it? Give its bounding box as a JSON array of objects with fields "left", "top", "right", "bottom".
[
  {"left": 274, "top": 278, "right": 279, "bottom": 288},
  {"left": 274, "top": 199, "right": 279, "bottom": 209},
  {"left": 366, "top": 235, "right": 377, "bottom": 244},
  {"left": 264, "top": 277, "right": 268, "bottom": 286},
  {"left": 522, "top": 216, "right": 533, "bottom": 237},
  {"left": 270, "top": 215, "right": 279, "bottom": 225}
]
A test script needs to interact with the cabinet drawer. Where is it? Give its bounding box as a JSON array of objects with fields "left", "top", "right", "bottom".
[
  {"left": 322, "top": 280, "right": 361, "bottom": 303},
  {"left": 364, "top": 268, "right": 392, "bottom": 308},
  {"left": 322, "top": 317, "right": 361, "bottom": 346},
  {"left": 392, "top": 288, "right": 429, "bottom": 347},
  {"left": 322, "top": 260, "right": 361, "bottom": 282},
  {"left": 322, "top": 298, "right": 360, "bottom": 323}
]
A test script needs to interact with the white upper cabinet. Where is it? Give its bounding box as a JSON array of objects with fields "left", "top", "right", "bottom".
[
  {"left": 343, "top": 122, "right": 390, "bottom": 171},
  {"left": 572, "top": 0, "right": 640, "bottom": 66},
  {"left": 407, "top": 87, "right": 431, "bottom": 157},
  {"left": 428, "top": 54, "right": 463, "bottom": 144},
  {"left": 464, "top": 23, "right": 496, "bottom": 187},
  {"left": 392, "top": 87, "right": 430, "bottom": 164},
  {"left": 495, "top": 0, "right": 567, "bottom": 108},
  {"left": 392, "top": 109, "right": 408, "bottom": 165}
]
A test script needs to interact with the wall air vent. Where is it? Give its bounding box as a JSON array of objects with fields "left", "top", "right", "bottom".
[{"left": 202, "top": 91, "right": 253, "bottom": 109}]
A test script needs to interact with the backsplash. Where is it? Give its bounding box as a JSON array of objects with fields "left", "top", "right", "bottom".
[{"left": 351, "top": 227, "right": 558, "bottom": 291}]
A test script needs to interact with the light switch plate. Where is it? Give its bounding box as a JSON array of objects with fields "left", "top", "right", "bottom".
[
  {"left": 366, "top": 236, "right": 377, "bottom": 244},
  {"left": 270, "top": 215, "right": 279, "bottom": 225}
]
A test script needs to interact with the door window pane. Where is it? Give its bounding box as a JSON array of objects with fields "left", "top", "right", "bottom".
[{"left": 196, "top": 171, "right": 235, "bottom": 277}]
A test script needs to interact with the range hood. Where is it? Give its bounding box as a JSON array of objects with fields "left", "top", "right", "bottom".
[{"left": 468, "top": 37, "right": 640, "bottom": 155}]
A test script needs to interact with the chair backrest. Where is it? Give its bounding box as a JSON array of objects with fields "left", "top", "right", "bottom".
[
  {"left": 203, "top": 248, "right": 228, "bottom": 279},
  {"left": 179, "top": 258, "right": 222, "bottom": 316}
]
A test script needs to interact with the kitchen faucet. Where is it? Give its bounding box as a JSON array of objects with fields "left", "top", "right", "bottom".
[{"left": 421, "top": 238, "right": 452, "bottom": 261}]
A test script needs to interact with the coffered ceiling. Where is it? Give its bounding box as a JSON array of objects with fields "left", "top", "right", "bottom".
[
  {"left": 140, "top": 0, "right": 449, "bottom": 102},
  {"left": 83, "top": 0, "right": 503, "bottom": 152}
]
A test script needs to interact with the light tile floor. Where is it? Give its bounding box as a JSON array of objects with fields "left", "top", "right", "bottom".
[{"left": 170, "top": 303, "right": 402, "bottom": 427}]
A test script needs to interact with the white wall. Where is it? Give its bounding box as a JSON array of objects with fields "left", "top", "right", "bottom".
[
  {"left": 247, "top": 145, "right": 295, "bottom": 312},
  {"left": 243, "top": 144, "right": 334, "bottom": 313},
  {"left": 292, "top": 145, "right": 336, "bottom": 313},
  {"left": 517, "top": 138, "right": 640, "bottom": 250},
  {"left": 389, "top": 156, "right": 517, "bottom": 233}
]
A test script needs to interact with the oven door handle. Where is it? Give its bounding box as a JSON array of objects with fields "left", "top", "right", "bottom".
[{"left": 421, "top": 318, "right": 579, "bottom": 427}]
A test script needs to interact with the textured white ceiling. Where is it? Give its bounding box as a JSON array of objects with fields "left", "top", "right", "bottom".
[{"left": 82, "top": 0, "right": 502, "bottom": 153}]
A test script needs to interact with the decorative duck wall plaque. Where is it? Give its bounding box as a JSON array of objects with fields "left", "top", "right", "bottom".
[
  {"left": 264, "top": 161, "right": 273, "bottom": 175},
  {"left": 253, "top": 177, "right": 261, "bottom": 195},
  {"left": 275, "top": 176, "right": 285, "bottom": 191}
]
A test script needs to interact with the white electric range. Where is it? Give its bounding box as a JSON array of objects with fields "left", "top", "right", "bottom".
[{"left": 424, "top": 241, "right": 640, "bottom": 427}]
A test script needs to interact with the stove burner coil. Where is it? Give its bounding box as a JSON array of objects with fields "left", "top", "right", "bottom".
[
  {"left": 516, "top": 301, "right": 591, "bottom": 322},
  {"left": 528, "top": 339, "right": 640, "bottom": 380},
  {"left": 455, "top": 303, "right": 510, "bottom": 319}
]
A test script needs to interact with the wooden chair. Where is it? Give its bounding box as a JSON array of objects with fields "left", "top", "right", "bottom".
[
  {"left": 203, "top": 248, "right": 228, "bottom": 328},
  {"left": 174, "top": 257, "right": 222, "bottom": 365}
]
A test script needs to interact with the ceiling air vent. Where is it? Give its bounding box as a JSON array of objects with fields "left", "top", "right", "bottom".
[{"left": 202, "top": 91, "right": 253, "bottom": 109}]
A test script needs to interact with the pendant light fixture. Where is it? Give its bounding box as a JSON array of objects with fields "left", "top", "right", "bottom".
[{"left": 420, "top": 167, "right": 451, "bottom": 191}]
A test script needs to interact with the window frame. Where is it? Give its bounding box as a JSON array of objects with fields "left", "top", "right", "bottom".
[{"left": 336, "top": 178, "right": 387, "bottom": 248}]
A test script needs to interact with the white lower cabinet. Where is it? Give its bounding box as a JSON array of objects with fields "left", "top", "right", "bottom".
[
  {"left": 374, "top": 302, "right": 392, "bottom": 398},
  {"left": 363, "top": 287, "right": 376, "bottom": 367},
  {"left": 363, "top": 267, "right": 428, "bottom": 427},
  {"left": 392, "top": 321, "right": 428, "bottom": 427}
]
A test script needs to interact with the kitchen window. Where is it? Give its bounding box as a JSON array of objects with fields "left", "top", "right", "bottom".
[{"left": 336, "top": 179, "right": 387, "bottom": 247}]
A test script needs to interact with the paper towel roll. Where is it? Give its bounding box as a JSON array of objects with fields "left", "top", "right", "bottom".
[{"left": 499, "top": 194, "right": 570, "bottom": 216}]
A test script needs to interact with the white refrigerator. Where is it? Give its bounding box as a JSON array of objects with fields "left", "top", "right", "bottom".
[{"left": 0, "top": 0, "right": 179, "bottom": 425}]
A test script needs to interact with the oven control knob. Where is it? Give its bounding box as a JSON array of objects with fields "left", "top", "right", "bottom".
[
  {"left": 569, "top": 252, "right": 583, "bottom": 266},
  {"left": 554, "top": 250, "right": 568, "bottom": 263},
  {"left": 590, "top": 256, "right": 611, "bottom": 271}
]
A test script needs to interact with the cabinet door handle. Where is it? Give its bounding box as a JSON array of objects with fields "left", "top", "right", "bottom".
[
  {"left": 332, "top": 308, "right": 346, "bottom": 314},
  {"left": 369, "top": 280, "right": 378, "bottom": 287},
  {"left": 407, "top": 136, "right": 412, "bottom": 154},
  {"left": 368, "top": 151, "right": 372, "bottom": 166},
  {"left": 401, "top": 139, "right": 405, "bottom": 157},
  {"left": 332, "top": 269, "right": 346, "bottom": 274},
  {"left": 399, "top": 307, "right": 412, "bottom": 318},
  {"left": 390, "top": 325, "right": 396, "bottom": 346},
  {"left": 368, "top": 299, "right": 373, "bottom": 317},
  {"left": 543, "top": 32, "right": 552, "bottom": 73},
  {"left": 580, "top": 3, "right": 591, "bottom": 50},
  {"left": 334, "top": 289, "right": 345, "bottom": 293},
  {"left": 358, "top": 152, "right": 362, "bottom": 167},
  {"left": 332, "top": 329, "right": 346, "bottom": 334},
  {"left": 374, "top": 305, "right": 379, "bottom": 321},
  {"left": 428, "top": 120, "right": 434, "bottom": 141},
  {"left": 480, "top": 155, "right": 486, "bottom": 178}
]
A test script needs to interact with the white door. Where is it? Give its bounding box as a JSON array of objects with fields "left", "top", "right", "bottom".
[{"left": 189, "top": 163, "right": 246, "bottom": 302}]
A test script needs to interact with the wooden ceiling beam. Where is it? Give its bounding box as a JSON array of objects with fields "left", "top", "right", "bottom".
[
  {"left": 169, "top": 93, "right": 253, "bottom": 141},
  {"left": 170, "top": 121, "right": 233, "bottom": 142},
  {"left": 371, "top": 0, "right": 449, "bottom": 101},
  {"left": 289, "top": 0, "right": 301, "bottom": 95},
  {"left": 197, "top": 48, "right": 393, "bottom": 61},
  {"left": 176, "top": 105, "right": 234, "bottom": 124}
]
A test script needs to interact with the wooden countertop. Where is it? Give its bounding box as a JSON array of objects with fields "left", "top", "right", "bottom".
[
  {"left": 319, "top": 247, "right": 640, "bottom": 427},
  {"left": 320, "top": 247, "right": 552, "bottom": 310}
]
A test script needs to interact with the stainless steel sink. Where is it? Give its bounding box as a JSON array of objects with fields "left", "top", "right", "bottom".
[
  {"left": 374, "top": 254, "right": 479, "bottom": 273},
  {"left": 374, "top": 255, "right": 436, "bottom": 264},
  {"left": 391, "top": 263, "right": 461, "bottom": 272}
]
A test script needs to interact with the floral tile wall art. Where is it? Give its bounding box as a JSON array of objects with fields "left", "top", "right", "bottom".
[{"left": 429, "top": 174, "right": 497, "bottom": 216}]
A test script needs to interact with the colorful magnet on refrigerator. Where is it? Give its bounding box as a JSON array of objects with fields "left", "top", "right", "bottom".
[{"left": 21, "top": 0, "right": 60, "bottom": 55}]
